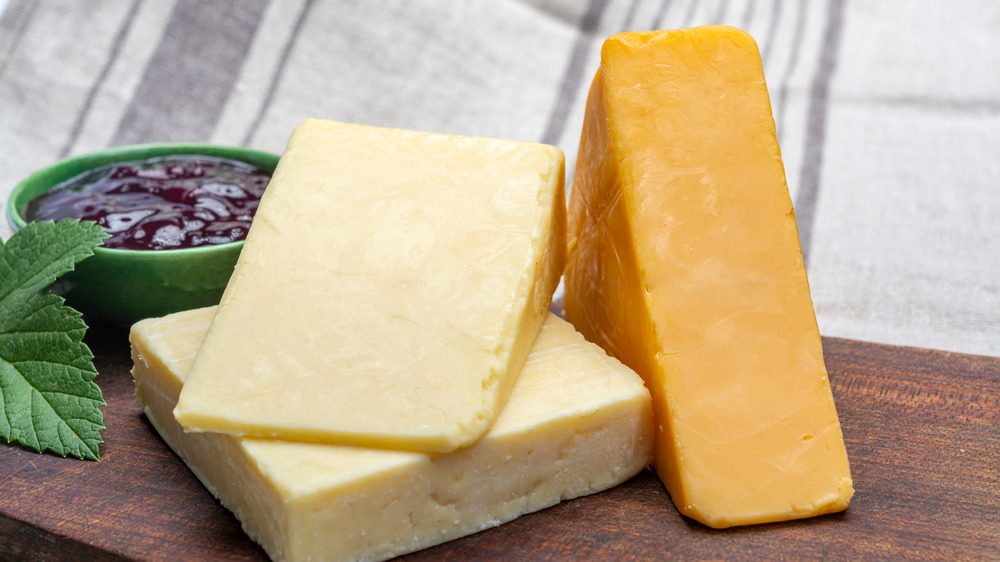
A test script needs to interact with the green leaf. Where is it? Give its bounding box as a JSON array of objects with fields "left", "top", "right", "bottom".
[{"left": 0, "top": 219, "right": 109, "bottom": 461}]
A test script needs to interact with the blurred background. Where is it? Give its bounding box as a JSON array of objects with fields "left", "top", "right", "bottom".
[{"left": 1, "top": 0, "right": 997, "bottom": 356}]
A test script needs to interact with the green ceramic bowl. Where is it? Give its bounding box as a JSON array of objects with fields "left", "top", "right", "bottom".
[{"left": 6, "top": 143, "right": 280, "bottom": 327}]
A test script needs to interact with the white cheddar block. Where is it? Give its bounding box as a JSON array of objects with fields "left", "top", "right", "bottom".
[
  {"left": 173, "top": 118, "right": 566, "bottom": 452},
  {"left": 131, "top": 307, "right": 652, "bottom": 562}
]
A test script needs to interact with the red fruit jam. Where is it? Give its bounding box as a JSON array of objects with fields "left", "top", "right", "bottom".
[{"left": 23, "top": 155, "right": 271, "bottom": 250}]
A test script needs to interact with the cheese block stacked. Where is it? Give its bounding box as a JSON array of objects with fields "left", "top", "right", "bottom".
[
  {"left": 131, "top": 24, "right": 853, "bottom": 562},
  {"left": 132, "top": 307, "right": 652, "bottom": 560},
  {"left": 133, "top": 118, "right": 654, "bottom": 561}
]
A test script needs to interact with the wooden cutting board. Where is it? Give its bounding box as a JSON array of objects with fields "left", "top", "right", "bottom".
[{"left": 1, "top": 322, "right": 997, "bottom": 561}]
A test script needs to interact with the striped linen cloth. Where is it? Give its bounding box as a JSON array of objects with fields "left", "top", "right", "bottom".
[{"left": 1, "top": 0, "right": 997, "bottom": 357}]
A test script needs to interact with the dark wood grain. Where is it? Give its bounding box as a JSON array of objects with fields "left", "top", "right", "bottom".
[{"left": 1, "top": 324, "right": 997, "bottom": 561}]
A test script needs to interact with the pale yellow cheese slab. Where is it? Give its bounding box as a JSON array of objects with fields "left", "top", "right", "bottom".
[
  {"left": 132, "top": 307, "right": 652, "bottom": 562},
  {"left": 564, "top": 27, "right": 853, "bottom": 528},
  {"left": 173, "top": 119, "right": 565, "bottom": 452}
]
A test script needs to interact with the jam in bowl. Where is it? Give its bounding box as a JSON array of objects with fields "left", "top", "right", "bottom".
[
  {"left": 23, "top": 155, "right": 271, "bottom": 251},
  {"left": 6, "top": 144, "right": 280, "bottom": 326}
]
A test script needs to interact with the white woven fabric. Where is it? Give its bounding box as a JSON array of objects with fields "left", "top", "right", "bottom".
[{"left": 1, "top": 0, "right": 996, "bottom": 356}]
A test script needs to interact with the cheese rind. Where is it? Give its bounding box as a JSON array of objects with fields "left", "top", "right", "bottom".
[
  {"left": 132, "top": 307, "right": 652, "bottom": 561},
  {"left": 173, "top": 119, "right": 565, "bottom": 453},
  {"left": 564, "top": 27, "right": 853, "bottom": 528}
]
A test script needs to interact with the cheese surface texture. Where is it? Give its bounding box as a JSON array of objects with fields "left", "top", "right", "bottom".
[
  {"left": 132, "top": 307, "right": 652, "bottom": 561},
  {"left": 173, "top": 118, "right": 565, "bottom": 452},
  {"left": 564, "top": 27, "right": 853, "bottom": 528}
]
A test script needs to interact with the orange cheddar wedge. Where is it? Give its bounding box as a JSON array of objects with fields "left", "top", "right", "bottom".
[{"left": 564, "top": 26, "right": 853, "bottom": 528}]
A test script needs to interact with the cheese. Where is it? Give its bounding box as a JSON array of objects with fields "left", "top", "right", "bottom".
[
  {"left": 173, "top": 119, "right": 565, "bottom": 453},
  {"left": 564, "top": 27, "right": 853, "bottom": 528},
  {"left": 132, "top": 307, "right": 652, "bottom": 561}
]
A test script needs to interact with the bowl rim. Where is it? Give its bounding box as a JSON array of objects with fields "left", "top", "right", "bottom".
[{"left": 6, "top": 142, "right": 280, "bottom": 255}]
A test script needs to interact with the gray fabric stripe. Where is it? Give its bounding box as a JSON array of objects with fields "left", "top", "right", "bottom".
[
  {"left": 111, "top": 0, "right": 269, "bottom": 146},
  {"left": 680, "top": 0, "right": 699, "bottom": 27},
  {"left": 840, "top": 94, "right": 1000, "bottom": 114},
  {"left": 0, "top": 0, "right": 38, "bottom": 80},
  {"left": 59, "top": 0, "right": 143, "bottom": 158},
  {"left": 775, "top": 0, "right": 807, "bottom": 142},
  {"left": 621, "top": 0, "right": 643, "bottom": 31},
  {"left": 796, "top": 0, "right": 845, "bottom": 266},
  {"left": 652, "top": 0, "right": 674, "bottom": 28},
  {"left": 540, "top": 0, "right": 608, "bottom": 146},
  {"left": 761, "top": 0, "right": 781, "bottom": 66},
  {"left": 242, "top": 0, "right": 315, "bottom": 147},
  {"left": 712, "top": 0, "right": 730, "bottom": 25},
  {"left": 741, "top": 0, "right": 756, "bottom": 29}
]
